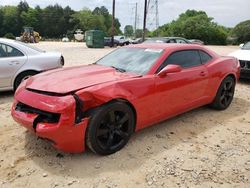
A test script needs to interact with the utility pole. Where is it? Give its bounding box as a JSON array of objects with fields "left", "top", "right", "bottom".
[
  {"left": 142, "top": 0, "right": 147, "bottom": 41},
  {"left": 134, "top": 2, "right": 138, "bottom": 39},
  {"left": 111, "top": 0, "right": 115, "bottom": 47}
]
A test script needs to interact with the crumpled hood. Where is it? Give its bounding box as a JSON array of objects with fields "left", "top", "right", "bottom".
[
  {"left": 26, "top": 64, "right": 140, "bottom": 94},
  {"left": 229, "top": 50, "right": 250, "bottom": 61}
]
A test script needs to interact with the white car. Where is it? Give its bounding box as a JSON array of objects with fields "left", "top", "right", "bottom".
[
  {"left": 229, "top": 42, "right": 250, "bottom": 79},
  {"left": 114, "top": 36, "right": 130, "bottom": 46},
  {"left": 0, "top": 38, "right": 64, "bottom": 91},
  {"left": 62, "top": 37, "right": 70, "bottom": 42}
]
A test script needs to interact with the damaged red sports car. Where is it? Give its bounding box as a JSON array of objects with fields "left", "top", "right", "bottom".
[{"left": 11, "top": 44, "right": 240, "bottom": 155}]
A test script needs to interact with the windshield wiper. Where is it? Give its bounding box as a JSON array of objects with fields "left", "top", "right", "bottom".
[{"left": 111, "top": 66, "right": 126, "bottom": 73}]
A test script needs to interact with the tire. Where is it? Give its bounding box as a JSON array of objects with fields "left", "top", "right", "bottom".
[
  {"left": 210, "top": 76, "right": 235, "bottom": 110},
  {"left": 86, "top": 101, "right": 135, "bottom": 155},
  {"left": 14, "top": 71, "right": 38, "bottom": 91}
]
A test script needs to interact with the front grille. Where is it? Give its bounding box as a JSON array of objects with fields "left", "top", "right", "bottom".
[
  {"left": 16, "top": 102, "right": 60, "bottom": 124},
  {"left": 239, "top": 60, "right": 250, "bottom": 69}
]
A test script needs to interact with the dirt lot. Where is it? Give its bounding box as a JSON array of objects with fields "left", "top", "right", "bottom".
[{"left": 0, "top": 42, "right": 249, "bottom": 188}]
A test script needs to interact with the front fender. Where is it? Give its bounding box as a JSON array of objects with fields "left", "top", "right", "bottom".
[{"left": 75, "top": 82, "right": 135, "bottom": 111}]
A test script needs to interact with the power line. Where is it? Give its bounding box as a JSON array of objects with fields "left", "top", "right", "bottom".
[
  {"left": 142, "top": 0, "right": 147, "bottom": 41},
  {"left": 147, "top": 0, "right": 159, "bottom": 31},
  {"left": 134, "top": 2, "right": 138, "bottom": 37}
]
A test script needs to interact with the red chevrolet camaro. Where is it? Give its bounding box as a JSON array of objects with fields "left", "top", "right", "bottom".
[{"left": 11, "top": 44, "right": 240, "bottom": 155}]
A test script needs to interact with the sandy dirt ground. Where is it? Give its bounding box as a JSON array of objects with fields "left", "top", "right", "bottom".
[{"left": 0, "top": 42, "right": 249, "bottom": 188}]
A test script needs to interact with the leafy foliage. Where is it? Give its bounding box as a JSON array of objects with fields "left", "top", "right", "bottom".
[
  {"left": 149, "top": 10, "right": 230, "bottom": 45},
  {"left": 4, "top": 32, "right": 15, "bottom": 39},
  {"left": 0, "top": 2, "right": 121, "bottom": 38},
  {"left": 124, "top": 25, "right": 134, "bottom": 37},
  {"left": 231, "top": 20, "right": 250, "bottom": 43}
]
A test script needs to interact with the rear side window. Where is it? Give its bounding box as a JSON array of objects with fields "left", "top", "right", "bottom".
[
  {"left": 176, "top": 39, "right": 187, "bottom": 44},
  {"left": 0, "top": 44, "right": 7, "bottom": 57},
  {"left": 157, "top": 50, "right": 202, "bottom": 72},
  {"left": 199, "top": 50, "right": 212, "bottom": 64},
  {"left": 0, "top": 43, "right": 24, "bottom": 57}
]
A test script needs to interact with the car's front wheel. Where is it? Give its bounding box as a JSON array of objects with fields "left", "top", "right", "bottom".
[
  {"left": 14, "top": 71, "right": 38, "bottom": 91},
  {"left": 210, "top": 76, "right": 235, "bottom": 110},
  {"left": 86, "top": 101, "right": 135, "bottom": 155}
]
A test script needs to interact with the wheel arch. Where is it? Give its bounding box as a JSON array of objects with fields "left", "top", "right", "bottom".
[
  {"left": 12, "top": 69, "right": 40, "bottom": 88},
  {"left": 225, "top": 73, "right": 236, "bottom": 83}
]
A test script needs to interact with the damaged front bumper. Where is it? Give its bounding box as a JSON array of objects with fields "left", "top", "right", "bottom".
[{"left": 11, "top": 88, "right": 89, "bottom": 153}]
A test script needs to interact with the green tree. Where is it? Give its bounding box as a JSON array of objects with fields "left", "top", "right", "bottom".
[
  {"left": 17, "top": 0, "right": 29, "bottom": 34},
  {"left": 151, "top": 10, "right": 228, "bottom": 45},
  {"left": 231, "top": 20, "right": 250, "bottom": 43},
  {"left": 92, "top": 6, "right": 122, "bottom": 35},
  {"left": 71, "top": 8, "right": 106, "bottom": 32},
  {"left": 1, "top": 6, "right": 19, "bottom": 36},
  {"left": 124, "top": 25, "right": 134, "bottom": 37},
  {"left": 135, "top": 29, "right": 143, "bottom": 38},
  {"left": 41, "top": 4, "right": 67, "bottom": 38},
  {"left": 0, "top": 4, "right": 122, "bottom": 39},
  {"left": 21, "top": 8, "right": 39, "bottom": 28},
  {"left": 0, "top": 8, "right": 4, "bottom": 36}
]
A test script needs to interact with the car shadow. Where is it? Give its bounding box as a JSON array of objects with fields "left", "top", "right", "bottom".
[
  {"left": 23, "top": 96, "right": 250, "bottom": 179},
  {"left": 239, "top": 78, "right": 250, "bottom": 85},
  {"left": 0, "top": 91, "right": 14, "bottom": 104}
]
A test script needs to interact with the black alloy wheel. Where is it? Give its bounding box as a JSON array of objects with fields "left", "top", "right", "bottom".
[
  {"left": 86, "top": 101, "right": 135, "bottom": 155},
  {"left": 210, "top": 76, "right": 235, "bottom": 110}
]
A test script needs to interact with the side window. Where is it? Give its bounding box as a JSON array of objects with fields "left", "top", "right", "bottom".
[
  {"left": 199, "top": 50, "right": 212, "bottom": 64},
  {"left": 176, "top": 39, "right": 187, "bottom": 44},
  {"left": 167, "top": 39, "right": 176, "bottom": 43},
  {"left": 0, "top": 44, "right": 8, "bottom": 58},
  {"left": 157, "top": 50, "right": 202, "bottom": 72},
  {"left": 6, "top": 45, "right": 24, "bottom": 57}
]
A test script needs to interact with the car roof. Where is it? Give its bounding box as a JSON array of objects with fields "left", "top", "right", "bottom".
[
  {"left": 125, "top": 43, "right": 219, "bottom": 57},
  {"left": 146, "top": 37, "right": 187, "bottom": 40},
  {"left": 128, "top": 43, "right": 198, "bottom": 49},
  {"left": 0, "top": 38, "right": 17, "bottom": 44}
]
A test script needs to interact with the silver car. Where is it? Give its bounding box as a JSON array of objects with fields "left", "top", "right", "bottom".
[{"left": 0, "top": 38, "right": 64, "bottom": 91}]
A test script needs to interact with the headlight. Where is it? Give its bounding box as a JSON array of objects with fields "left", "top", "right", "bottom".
[{"left": 73, "top": 95, "right": 84, "bottom": 124}]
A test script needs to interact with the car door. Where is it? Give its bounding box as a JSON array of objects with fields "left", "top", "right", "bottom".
[
  {"left": 0, "top": 43, "right": 27, "bottom": 88},
  {"left": 155, "top": 50, "right": 209, "bottom": 119}
]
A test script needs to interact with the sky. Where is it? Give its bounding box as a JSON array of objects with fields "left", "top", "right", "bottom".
[{"left": 1, "top": 0, "right": 250, "bottom": 31}]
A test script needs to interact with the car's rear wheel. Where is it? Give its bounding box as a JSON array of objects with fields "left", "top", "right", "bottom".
[
  {"left": 86, "top": 101, "right": 135, "bottom": 155},
  {"left": 14, "top": 71, "right": 38, "bottom": 91},
  {"left": 210, "top": 76, "right": 235, "bottom": 110}
]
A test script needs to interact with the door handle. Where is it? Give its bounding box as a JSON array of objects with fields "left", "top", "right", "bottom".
[
  {"left": 9, "top": 61, "right": 20, "bottom": 65},
  {"left": 200, "top": 71, "right": 206, "bottom": 76}
]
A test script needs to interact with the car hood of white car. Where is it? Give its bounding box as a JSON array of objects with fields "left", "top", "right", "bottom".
[{"left": 229, "top": 50, "right": 250, "bottom": 61}]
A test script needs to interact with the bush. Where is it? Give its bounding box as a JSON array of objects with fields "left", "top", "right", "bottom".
[
  {"left": 149, "top": 10, "right": 229, "bottom": 45},
  {"left": 4, "top": 33, "right": 15, "bottom": 39},
  {"left": 231, "top": 20, "right": 250, "bottom": 43}
]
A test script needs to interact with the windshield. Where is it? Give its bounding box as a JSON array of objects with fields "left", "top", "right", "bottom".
[
  {"left": 15, "top": 41, "right": 45, "bottom": 53},
  {"left": 242, "top": 42, "right": 250, "bottom": 50},
  {"left": 96, "top": 48, "right": 163, "bottom": 75}
]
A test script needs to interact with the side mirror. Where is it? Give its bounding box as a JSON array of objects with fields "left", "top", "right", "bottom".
[
  {"left": 157, "top": 64, "right": 182, "bottom": 78},
  {"left": 239, "top": 43, "right": 244, "bottom": 49}
]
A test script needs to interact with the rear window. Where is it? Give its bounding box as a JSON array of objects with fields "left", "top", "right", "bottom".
[
  {"left": 15, "top": 41, "right": 45, "bottom": 53},
  {"left": 199, "top": 50, "right": 212, "bottom": 64}
]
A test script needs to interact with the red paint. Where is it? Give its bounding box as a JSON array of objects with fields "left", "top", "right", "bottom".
[{"left": 11, "top": 44, "right": 240, "bottom": 153}]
